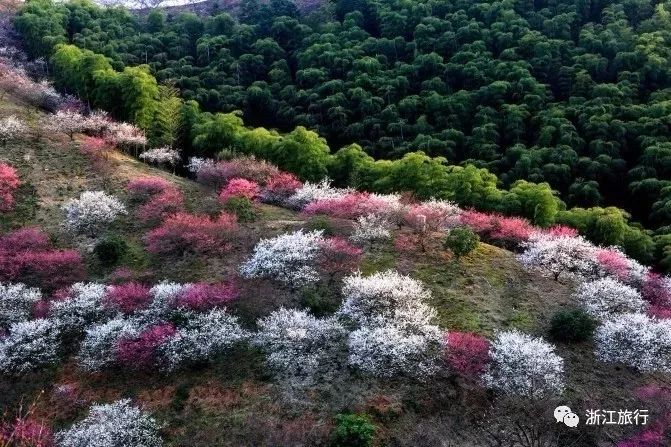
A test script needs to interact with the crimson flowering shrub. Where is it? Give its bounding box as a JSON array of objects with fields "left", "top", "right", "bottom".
[
  {"left": 460, "top": 211, "right": 533, "bottom": 248},
  {"left": 596, "top": 248, "right": 633, "bottom": 282},
  {"left": 262, "top": 173, "right": 302, "bottom": 204},
  {"left": 126, "top": 177, "right": 174, "bottom": 202},
  {"left": 79, "top": 136, "right": 110, "bottom": 157},
  {"left": 459, "top": 210, "right": 495, "bottom": 234},
  {"left": 0, "top": 227, "right": 50, "bottom": 252},
  {"left": 317, "top": 237, "right": 363, "bottom": 275},
  {"left": 642, "top": 273, "right": 671, "bottom": 307},
  {"left": 114, "top": 323, "right": 176, "bottom": 369},
  {"left": 543, "top": 225, "right": 579, "bottom": 238},
  {"left": 303, "top": 192, "right": 393, "bottom": 220},
  {"left": 136, "top": 189, "right": 185, "bottom": 225},
  {"left": 196, "top": 157, "right": 279, "bottom": 189},
  {"left": 218, "top": 178, "right": 260, "bottom": 202},
  {"left": 144, "top": 212, "right": 238, "bottom": 256},
  {"left": 173, "top": 282, "right": 239, "bottom": 312},
  {"left": 444, "top": 331, "right": 491, "bottom": 380},
  {"left": 0, "top": 162, "right": 20, "bottom": 212},
  {"left": 0, "top": 417, "right": 54, "bottom": 447},
  {"left": 104, "top": 282, "right": 152, "bottom": 314}
]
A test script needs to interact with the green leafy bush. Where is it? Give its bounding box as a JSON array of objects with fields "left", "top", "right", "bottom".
[
  {"left": 443, "top": 227, "right": 479, "bottom": 260},
  {"left": 330, "top": 413, "right": 376, "bottom": 447},
  {"left": 549, "top": 309, "right": 596, "bottom": 343},
  {"left": 223, "top": 196, "right": 257, "bottom": 223},
  {"left": 306, "top": 215, "right": 334, "bottom": 236},
  {"left": 94, "top": 234, "right": 128, "bottom": 267}
]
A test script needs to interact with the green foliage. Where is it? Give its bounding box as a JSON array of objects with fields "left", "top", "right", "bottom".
[
  {"left": 443, "top": 227, "right": 479, "bottom": 260},
  {"left": 223, "top": 196, "right": 257, "bottom": 222},
  {"left": 300, "top": 285, "right": 339, "bottom": 316},
  {"left": 330, "top": 413, "right": 376, "bottom": 447},
  {"left": 548, "top": 309, "right": 596, "bottom": 343},
  {"left": 306, "top": 215, "right": 334, "bottom": 236},
  {"left": 94, "top": 234, "right": 129, "bottom": 268}
]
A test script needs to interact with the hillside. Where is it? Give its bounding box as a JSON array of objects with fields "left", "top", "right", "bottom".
[{"left": 1, "top": 85, "right": 670, "bottom": 446}]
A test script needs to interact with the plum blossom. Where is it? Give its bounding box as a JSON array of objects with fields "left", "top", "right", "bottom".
[
  {"left": 0, "top": 282, "right": 41, "bottom": 329},
  {"left": 0, "top": 318, "right": 60, "bottom": 374},
  {"left": 62, "top": 191, "right": 127, "bottom": 236},
  {"left": 575, "top": 277, "right": 647, "bottom": 320}
]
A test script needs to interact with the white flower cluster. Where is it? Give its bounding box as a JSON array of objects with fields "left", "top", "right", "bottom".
[
  {"left": 56, "top": 399, "right": 164, "bottom": 447},
  {"left": 0, "top": 115, "right": 27, "bottom": 145},
  {"left": 0, "top": 282, "right": 41, "bottom": 329},
  {"left": 85, "top": 110, "right": 111, "bottom": 136},
  {"left": 350, "top": 214, "right": 392, "bottom": 244},
  {"left": 254, "top": 308, "right": 347, "bottom": 381},
  {"left": 137, "top": 281, "right": 189, "bottom": 323},
  {"left": 77, "top": 317, "right": 138, "bottom": 371},
  {"left": 105, "top": 122, "right": 147, "bottom": 148},
  {"left": 0, "top": 318, "right": 60, "bottom": 374},
  {"left": 139, "top": 147, "right": 181, "bottom": 165},
  {"left": 575, "top": 277, "right": 646, "bottom": 320},
  {"left": 62, "top": 190, "right": 127, "bottom": 236},
  {"left": 240, "top": 230, "right": 325, "bottom": 287},
  {"left": 159, "top": 309, "right": 248, "bottom": 371},
  {"left": 518, "top": 234, "right": 598, "bottom": 280},
  {"left": 50, "top": 283, "right": 111, "bottom": 334},
  {"left": 483, "top": 330, "right": 565, "bottom": 398},
  {"left": 186, "top": 157, "right": 214, "bottom": 175},
  {"left": 594, "top": 313, "right": 671, "bottom": 373},
  {"left": 285, "top": 179, "right": 351, "bottom": 210},
  {"left": 44, "top": 110, "right": 88, "bottom": 139}
]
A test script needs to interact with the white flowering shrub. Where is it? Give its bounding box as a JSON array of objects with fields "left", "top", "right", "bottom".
[
  {"left": 518, "top": 234, "right": 598, "bottom": 280},
  {"left": 0, "top": 282, "right": 41, "bottom": 329},
  {"left": 77, "top": 317, "right": 138, "bottom": 371},
  {"left": 159, "top": 309, "right": 248, "bottom": 370},
  {"left": 84, "top": 110, "right": 111, "bottom": 136},
  {"left": 55, "top": 399, "right": 164, "bottom": 447},
  {"left": 347, "top": 324, "right": 442, "bottom": 378},
  {"left": 339, "top": 270, "right": 436, "bottom": 330},
  {"left": 285, "top": 179, "right": 351, "bottom": 210},
  {"left": 350, "top": 214, "right": 392, "bottom": 244},
  {"left": 105, "top": 122, "right": 147, "bottom": 148},
  {"left": 575, "top": 277, "right": 646, "bottom": 320},
  {"left": 139, "top": 147, "right": 181, "bottom": 166},
  {"left": 594, "top": 313, "right": 671, "bottom": 373},
  {"left": 255, "top": 308, "right": 347, "bottom": 381},
  {"left": 62, "top": 191, "right": 127, "bottom": 236},
  {"left": 50, "top": 283, "right": 111, "bottom": 334},
  {"left": 0, "top": 115, "right": 27, "bottom": 145},
  {"left": 138, "top": 281, "right": 189, "bottom": 324},
  {"left": 483, "top": 330, "right": 565, "bottom": 398},
  {"left": 240, "top": 230, "right": 324, "bottom": 287},
  {"left": 0, "top": 319, "right": 60, "bottom": 374},
  {"left": 186, "top": 157, "right": 213, "bottom": 175}
]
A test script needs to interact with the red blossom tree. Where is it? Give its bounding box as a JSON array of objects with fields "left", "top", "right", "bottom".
[
  {"left": 173, "top": 282, "right": 239, "bottom": 312},
  {"left": 218, "top": 178, "right": 260, "bottom": 202},
  {"left": 104, "top": 282, "right": 152, "bottom": 314},
  {"left": 144, "top": 212, "right": 238, "bottom": 256},
  {"left": 262, "top": 172, "right": 302, "bottom": 203},
  {"left": 114, "top": 323, "right": 176, "bottom": 369},
  {"left": 0, "top": 417, "right": 54, "bottom": 447},
  {"left": 126, "top": 176, "right": 175, "bottom": 202},
  {"left": 136, "top": 189, "right": 185, "bottom": 225},
  {"left": 0, "top": 162, "right": 20, "bottom": 212},
  {"left": 303, "top": 192, "right": 393, "bottom": 219},
  {"left": 642, "top": 273, "right": 671, "bottom": 307},
  {"left": 444, "top": 331, "right": 491, "bottom": 380},
  {"left": 318, "top": 236, "right": 363, "bottom": 276}
]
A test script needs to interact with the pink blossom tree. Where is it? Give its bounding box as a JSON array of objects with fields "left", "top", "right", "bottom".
[
  {"left": 261, "top": 172, "right": 302, "bottom": 204},
  {"left": 173, "top": 282, "right": 239, "bottom": 312},
  {"left": 218, "top": 178, "right": 261, "bottom": 202},
  {"left": 114, "top": 323, "right": 176, "bottom": 369},
  {"left": 104, "top": 282, "right": 153, "bottom": 314},
  {"left": 0, "top": 162, "right": 20, "bottom": 212},
  {"left": 144, "top": 212, "right": 238, "bottom": 256},
  {"left": 444, "top": 331, "right": 491, "bottom": 380}
]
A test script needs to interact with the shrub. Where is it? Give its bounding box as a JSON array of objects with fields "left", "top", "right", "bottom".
[
  {"left": 483, "top": 330, "right": 565, "bottom": 398},
  {"left": 330, "top": 414, "right": 375, "bottom": 447},
  {"left": 596, "top": 248, "right": 633, "bottom": 282},
  {"left": 62, "top": 191, "right": 127, "bottom": 236},
  {"left": 0, "top": 162, "right": 20, "bottom": 212},
  {"left": 240, "top": 230, "right": 324, "bottom": 288},
  {"left": 548, "top": 309, "right": 596, "bottom": 343},
  {"left": 49, "top": 283, "right": 110, "bottom": 334},
  {"left": 104, "top": 282, "right": 153, "bottom": 314},
  {"left": 196, "top": 157, "right": 279, "bottom": 189},
  {"left": 222, "top": 196, "right": 257, "bottom": 223},
  {"left": 404, "top": 199, "right": 461, "bottom": 232},
  {"left": 114, "top": 323, "right": 176, "bottom": 370},
  {"left": 144, "top": 212, "right": 238, "bottom": 256},
  {"left": 77, "top": 318, "right": 138, "bottom": 371},
  {"left": 0, "top": 116, "right": 27, "bottom": 146},
  {"left": 173, "top": 282, "right": 239, "bottom": 312},
  {"left": 443, "top": 227, "right": 479, "bottom": 260},
  {"left": 575, "top": 278, "right": 646, "bottom": 320},
  {"left": 489, "top": 216, "right": 535, "bottom": 246},
  {"left": 255, "top": 308, "right": 347, "bottom": 381},
  {"left": 642, "top": 273, "right": 671, "bottom": 307},
  {"left": 219, "top": 178, "right": 260, "bottom": 202},
  {"left": 0, "top": 282, "right": 42, "bottom": 330},
  {"left": 285, "top": 179, "right": 351, "bottom": 210},
  {"left": 79, "top": 136, "right": 111, "bottom": 157},
  {"left": 55, "top": 399, "right": 164, "bottom": 447},
  {"left": 350, "top": 214, "right": 392, "bottom": 245},
  {"left": 126, "top": 177, "right": 174, "bottom": 202},
  {"left": 595, "top": 313, "right": 671, "bottom": 373},
  {"left": 0, "top": 319, "right": 60, "bottom": 374},
  {"left": 262, "top": 172, "right": 302, "bottom": 204},
  {"left": 444, "top": 331, "right": 490, "bottom": 379},
  {"left": 303, "top": 192, "right": 395, "bottom": 220},
  {"left": 94, "top": 235, "right": 128, "bottom": 267},
  {"left": 306, "top": 215, "right": 335, "bottom": 235},
  {"left": 7, "top": 249, "right": 85, "bottom": 291},
  {"left": 136, "top": 188, "right": 185, "bottom": 225},
  {"left": 0, "top": 227, "right": 50, "bottom": 252}
]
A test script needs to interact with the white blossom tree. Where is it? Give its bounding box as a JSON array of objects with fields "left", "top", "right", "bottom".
[
  {"left": 44, "top": 110, "right": 88, "bottom": 140},
  {"left": 62, "top": 190, "right": 127, "bottom": 236},
  {"left": 575, "top": 277, "right": 646, "bottom": 320},
  {"left": 254, "top": 308, "right": 347, "bottom": 382},
  {"left": 0, "top": 282, "right": 41, "bottom": 329},
  {"left": 350, "top": 214, "right": 392, "bottom": 245},
  {"left": 518, "top": 234, "right": 598, "bottom": 281},
  {"left": 77, "top": 317, "right": 138, "bottom": 371},
  {"left": 594, "top": 313, "right": 671, "bottom": 373},
  {"left": 50, "top": 282, "right": 112, "bottom": 334},
  {"left": 483, "top": 330, "right": 565, "bottom": 398},
  {"left": 139, "top": 147, "right": 181, "bottom": 168},
  {"left": 0, "top": 318, "right": 60, "bottom": 374},
  {"left": 240, "top": 230, "right": 324, "bottom": 288},
  {"left": 56, "top": 399, "right": 164, "bottom": 447},
  {"left": 0, "top": 115, "right": 27, "bottom": 146},
  {"left": 105, "top": 121, "right": 147, "bottom": 151},
  {"left": 285, "top": 179, "right": 351, "bottom": 210}
]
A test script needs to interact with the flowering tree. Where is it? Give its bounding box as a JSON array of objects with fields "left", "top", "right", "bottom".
[
  {"left": 596, "top": 248, "right": 634, "bottom": 283},
  {"left": 195, "top": 157, "right": 279, "bottom": 189},
  {"left": 240, "top": 230, "right": 324, "bottom": 287},
  {"left": 77, "top": 318, "right": 138, "bottom": 371},
  {"left": 144, "top": 212, "right": 238, "bottom": 256},
  {"left": 136, "top": 189, "right": 185, "bottom": 225},
  {"left": 285, "top": 179, "right": 351, "bottom": 210},
  {"left": 44, "top": 110, "right": 88, "bottom": 140},
  {"left": 483, "top": 330, "right": 565, "bottom": 398},
  {"left": 350, "top": 214, "right": 392, "bottom": 245},
  {"left": 404, "top": 199, "right": 461, "bottom": 232},
  {"left": 62, "top": 191, "right": 127, "bottom": 236},
  {"left": 575, "top": 278, "right": 646, "bottom": 320},
  {"left": 317, "top": 237, "right": 363, "bottom": 277},
  {"left": 139, "top": 146, "right": 181, "bottom": 169},
  {"left": 104, "top": 282, "right": 153, "bottom": 314},
  {"left": 141, "top": 281, "right": 189, "bottom": 322},
  {"left": 444, "top": 331, "right": 491, "bottom": 380},
  {"left": 83, "top": 110, "right": 111, "bottom": 136},
  {"left": 49, "top": 282, "right": 110, "bottom": 334},
  {"left": 0, "top": 162, "right": 20, "bottom": 212},
  {"left": 55, "top": 399, "right": 164, "bottom": 447},
  {"left": 0, "top": 115, "right": 27, "bottom": 146},
  {"left": 104, "top": 122, "right": 147, "bottom": 151},
  {"left": 261, "top": 172, "right": 302, "bottom": 204},
  {"left": 642, "top": 273, "right": 671, "bottom": 307},
  {"left": 595, "top": 313, "right": 671, "bottom": 373},
  {"left": 0, "top": 282, "right": 41, "bottom": 329},
  {"left": 219, "top": 178, "right": 261, "bottom": 202},
  {"left": 172, "top": 282, "right": 239, "bottom": 312},
  {"left": 114, "top": 323, "right": 176, "bottom": 370},
  {"left": 347, "top": 324, "right": 442, "bottom": 378},
  {"left": 126, "top": 177, "right": 174, "bottom": 202},
  {"left": 159, "top": 309, "right": 248, "bottom": 370},
  {"left": 255, "top": 308, "right": 347, "bottom": 381},
  {"left": 302, "top": 192, "right": 398, "bottom": 220},
  {"left": 518, "top": 234, "right": 598, "bottom": 281},
  {"left": 0, "top": 318, "right": 60, "bottom": 374}
]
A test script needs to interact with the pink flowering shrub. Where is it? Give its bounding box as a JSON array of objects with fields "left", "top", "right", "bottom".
[
  {"left": 544, "top": 225, "right": 579, "bottom": 238},
  {"left": 643, "top": 273, "right": 671, "bottom": 307},
  {"left": 262, "top": 173, "right": 302, "bottom": 203},
  {"left": 114, "top": 323, "right": 176, "bottom": 369},
  {"left": 104, "top": 282, "right": 152, "bottom": 314},
  {"left": 460, "top": 211, "right": 533, "bottom": 248},
  {"left": 616, "top": 385, "right": 671, "bottom": 447},
  {"left": 0, "top": 162, "right": 20, "bottom": 212},
  {"left": 303, "top": 192, "right": 392, "bottom": 219},
  {"left": 173, "top": 282, "right": 239, "bottom": 311},
  {"left": 394, "top": 233, "right": 419, "bottom": 253},
  {"left": 0, "top": 227, "right": 50, "bottom": 252},
  {"left": 219, "top": 178, "right": 260, "bottom": 202},
  {"left": 197, "top": 157, "right": 279, "bottom": 189},
  {"left": 597, "top": 248, "right": 632, "bottom": 282},
  {"left": 144, "top": 212, "right": 238, "bottom": 256},
  {"left": 405, "top": 201, "right": 461, "bottom": 232},
  {"left": 460, "top": 210, "right": 496, "bottom": 234},
  {"left": 136, "top": 189, "right": 185, "bottom": 225},
  {"left": 79, "top": 136, "right": 111, "bottom": 157},
  {"left": 317, "top": 237, "right": 363, "bottom": 275},
  {"left": 0, "top": 417, "right": 54, "bottom": 447},
  {"left": 126, "top": 177, "right": 174, "bottom": 202},
  {"left": 444, "top": 332, "right": 491, "bottom": 380}
]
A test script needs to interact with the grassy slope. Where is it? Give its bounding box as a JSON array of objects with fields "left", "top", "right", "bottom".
[{"left": 0, "top": 93, "right": 667, "bottom": 446}]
